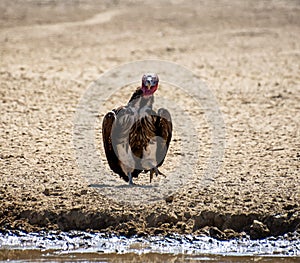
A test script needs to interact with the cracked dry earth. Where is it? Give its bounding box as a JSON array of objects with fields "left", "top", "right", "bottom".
[{"left": 0, "top": 0, "right": 300, "bottom": 240}]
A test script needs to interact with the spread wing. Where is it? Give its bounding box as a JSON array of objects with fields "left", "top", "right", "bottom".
[
  {"left": 155, "top": 108, "right": 172, "bottom": 167},
  {"left": 102, "top": 107, "right": 129, "bottom": 182}
]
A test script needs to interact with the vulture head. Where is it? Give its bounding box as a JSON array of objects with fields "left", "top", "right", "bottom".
[{"left": 141, "top": 73, "right": 159, "bottom": 96}]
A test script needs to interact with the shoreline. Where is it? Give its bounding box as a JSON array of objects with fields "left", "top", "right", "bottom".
[{"left": 1, "top": 191, "right": 299, "bottom": 240}]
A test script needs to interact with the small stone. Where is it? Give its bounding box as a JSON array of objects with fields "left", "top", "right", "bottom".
[
  {"left": 184, "top": 211, "right": 191, "bottom": 219},
  {"left": 250, "top": 220, "right": 270, "bottom": 239},
  {"left": 165, "top": 195, "right": 174, "bottom": 203},
  {"left": 43, "top": 188, "right": 50, "bottom": 196},
  {"left": 166, "top": 47, "right": 175, "bottom": 52},
  {"left": 209, "top": 227, "right": 225, "bottom": 240},
  {"left": 223, "top": 229, "right": 240, "bottom": 239},
  {"left": 80, "top": 189, "right": 88, "bottom": 195}
]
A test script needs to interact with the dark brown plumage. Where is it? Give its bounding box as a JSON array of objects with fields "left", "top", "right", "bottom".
[{"left": 102, "top": 73, "right": 172, "bottom": 185}]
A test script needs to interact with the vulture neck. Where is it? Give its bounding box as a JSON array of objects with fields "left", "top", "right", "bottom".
[{"left": 128, "top": 88, "right": 154, "bottom": 113}]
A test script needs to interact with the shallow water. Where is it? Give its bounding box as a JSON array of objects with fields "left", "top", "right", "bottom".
[{"left": 0, "top": 231, "right": 299, "bottom": 262}]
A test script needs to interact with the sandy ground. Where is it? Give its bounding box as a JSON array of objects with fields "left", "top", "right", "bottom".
[{"left": 0, "top": 0, "right": 300, "bottom": 239}]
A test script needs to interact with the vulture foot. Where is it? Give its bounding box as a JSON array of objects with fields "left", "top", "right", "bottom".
[{"left": 150, "top": 167, "right": 165, "bottom": 183}]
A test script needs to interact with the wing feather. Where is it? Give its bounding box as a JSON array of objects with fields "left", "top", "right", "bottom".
[
  {"left": 156, "top": 108, "right": 172, "bottom": 167},
  {"left": 102, "top": 109, "right": 129, "bottom": 182}
]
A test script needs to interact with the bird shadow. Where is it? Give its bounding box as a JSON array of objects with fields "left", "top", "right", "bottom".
[{"left": 88, "top": 183, "right": 158, "bottom": 189}]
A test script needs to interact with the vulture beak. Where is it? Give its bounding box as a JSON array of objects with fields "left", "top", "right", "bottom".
[{"left": 147, "top": 83, "right": 151, "bottom": 90}]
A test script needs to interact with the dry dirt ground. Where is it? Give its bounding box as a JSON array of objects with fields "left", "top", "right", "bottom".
[{"left": 0, "top": 0, "right": 299, "bottom": 239}]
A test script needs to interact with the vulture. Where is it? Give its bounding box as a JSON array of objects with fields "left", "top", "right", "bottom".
[{"left": 102, "top": 73, "right": 172, "bottom": 185}]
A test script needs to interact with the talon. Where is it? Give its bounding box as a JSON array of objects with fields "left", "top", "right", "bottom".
[
  {"left": 149, "top": 167, "right": 166, "bottom": 183},
  {"left": 158, "top": 169, "right": 166, "bottom": 177}
]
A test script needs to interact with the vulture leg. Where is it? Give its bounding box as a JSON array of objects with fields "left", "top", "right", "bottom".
[
  {"left": 149, "top": 169, "right": 155, "bottom": 183},
  {"left": 149, "top": 167, "right": 165, "bottom": 183},
  {"left": 128, "top": 172, "right": 133, "bottom": 185}
]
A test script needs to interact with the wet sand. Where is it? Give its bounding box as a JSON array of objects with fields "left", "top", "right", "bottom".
[{"left": 0, "top": 0, "right": 300, "bottom": 240}]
